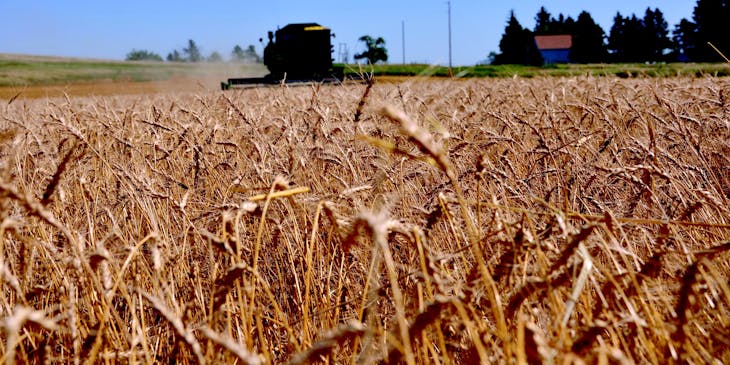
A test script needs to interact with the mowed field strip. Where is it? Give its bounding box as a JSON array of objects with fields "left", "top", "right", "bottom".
[{"left": 1, "top": 76, "right": 729, "bottom": 363}]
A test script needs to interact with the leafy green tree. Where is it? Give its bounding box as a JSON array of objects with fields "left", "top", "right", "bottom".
[
  {"left": 126, "top": 49, "right": 163, "bottom": 61},
  {"left": 570, "top": 11, "right": 608, "bottom": 63},
  {"left": 183, "top": 39, "right": 202, "bottom": 62},
  {"left": 494, "top": 11, "right": 542, "bottom": 65},
  {"left": 166, "top": 50, "right": 183, "bottom": 62},
  {"left": 207, "top": 51, "right": 223, "bottom": 63},
  {"left": 354, "top": 36, "right": 388, "bottom": 64}
]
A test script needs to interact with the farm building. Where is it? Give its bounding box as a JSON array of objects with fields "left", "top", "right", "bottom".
[{"left": 534, "top": 35, "right": 572, "bottom": 64}]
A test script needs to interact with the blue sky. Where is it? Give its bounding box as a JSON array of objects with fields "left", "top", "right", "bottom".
[{"left": 1, "top": 1, "right": 695, "bottom": 65}]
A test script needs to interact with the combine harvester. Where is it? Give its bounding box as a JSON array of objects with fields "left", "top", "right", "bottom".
[{"left": 221, "top": 23, "right": 352, "bottom": 89}]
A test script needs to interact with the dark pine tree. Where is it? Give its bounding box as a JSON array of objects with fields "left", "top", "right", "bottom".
[
  {"left": 533, "top": 11, "right": 575, "bottom": 36},
  {"left": 231, "top": 45, "right": 245, "bottom": 62},
  {"left": 534, "top": 7, "right": 552, "bottom": 35},
  {"left": 692, "top": 0, "right": 730, "bottom": 61},
  {"left": 609, "top": 13, "right": 647, "bottom": 62},
  {"left": 643, "top": 8, "right": 672, "bottom": 61},
  {"left": 166, "top": 50, "right": 183, "bottom": 62},
  {"left": 672, "top": 18, "right": 698, "bottom": 61},
  {"left": 183, "top": 39, "right": 202, "bottom": 62},
  {"left": 562, "top": 16, "right": 576, "bottom": 35},
  {"left": 625, "top": 15, "right": 647, "bottom": 62},
  {"left": 551, "top": 14, "right": 570, "bottom": 34},
  {"left": 495, "top": 11, "right": 543, "bottom": 65},
  {"left": 553, "top": 14, "right": 566, "bottom": 34},
  {"left": 570, "top": 11, "right": 608, "bottom": 63},
  {"left": 608, "top": 13, "right": 627, "bottom": 61}
]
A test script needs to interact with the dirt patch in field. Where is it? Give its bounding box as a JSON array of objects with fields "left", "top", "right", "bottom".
[{"left": 0, "top": 77, "right": 225, "bottom": 100}]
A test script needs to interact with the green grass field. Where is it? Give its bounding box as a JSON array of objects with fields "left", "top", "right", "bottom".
[{"left": 344, "top": 62, "right": 730, "bottom": 78}]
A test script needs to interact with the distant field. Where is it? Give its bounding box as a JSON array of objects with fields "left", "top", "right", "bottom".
[
  {"left": 3, "top": 54, "right": 730, "bottom": 88},
  {"left": 2, "top": 53, "right": 729, "bottom": 100},
  {"left": 0, "top": 53, "right": 267, "bottom": 87}
]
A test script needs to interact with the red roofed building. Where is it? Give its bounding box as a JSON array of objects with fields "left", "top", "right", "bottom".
[{"left": 534, "top": 35, "right": 572, "bottom": 64}]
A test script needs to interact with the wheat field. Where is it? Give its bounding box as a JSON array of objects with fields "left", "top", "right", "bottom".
[{"left": 1, "top": 76, "right": 729, "bottom": 364}]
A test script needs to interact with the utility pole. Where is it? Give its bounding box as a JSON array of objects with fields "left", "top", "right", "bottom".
[
  {"left": 402, "top": 20, "right": 406, "bottom": 64},
  {"left": 447, "top": 1, "right": 453, "bottom": 73}
]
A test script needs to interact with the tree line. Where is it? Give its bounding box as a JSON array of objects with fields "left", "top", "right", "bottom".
[
  {"left": 127, "top": 36, "right": 390, "bottom": 65},
  {"left": 493, "top": 0, "right": 729, "bottom": 65},
  {"left": 126, "top": 40, "right": 261, "bottom": 63}
]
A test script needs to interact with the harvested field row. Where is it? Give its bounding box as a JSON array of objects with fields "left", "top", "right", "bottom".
[{"left": 1, "top": 77, "right": 729, "bottom": 364}]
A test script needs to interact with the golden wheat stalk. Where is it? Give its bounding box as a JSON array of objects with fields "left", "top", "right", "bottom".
[
  {"left": 247, "top": 186, "right": 310, "bottom": 201},
  {"left": 379, "top": 105, "right": 510, "bottom": 357},
  {"left": 285, "top": 320, "right": 366, "bottom": 365},
  {"left": 199, "top": 327, "right": 264, "bottom": 365},
  {"left": 1, "top": 306, "right": 59, "bottom": 365},
  {"left": 139, "top": 291, "right": 206, "bottom": 365}
]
